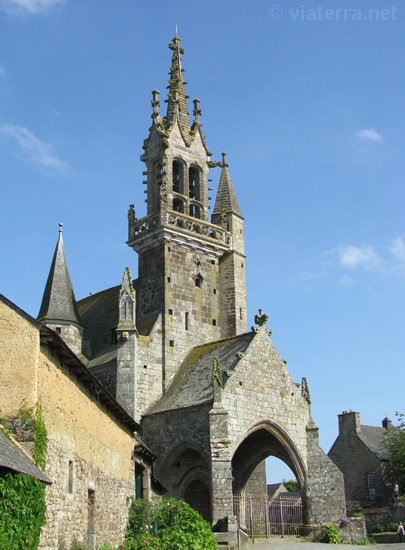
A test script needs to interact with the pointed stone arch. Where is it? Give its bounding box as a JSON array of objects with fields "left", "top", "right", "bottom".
[{"left": 231, "top": 420, "right": 307, "bottom": 496}]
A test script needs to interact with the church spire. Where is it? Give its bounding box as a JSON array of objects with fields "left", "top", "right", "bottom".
[
  {"left": 38, "top": 224, "right": 83, "bottom": 354},
  {"left": 165, "top": 35, "right": 191, "bottom": 135}
]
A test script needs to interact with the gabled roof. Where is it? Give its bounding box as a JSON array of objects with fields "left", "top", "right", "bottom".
[
  {"left": 145, "top": 332, "right": 255, "bottom": 415},
  {"left": 213, "top": 154, "right": 243, "bottom": 219},
  {"left": 37, "top": 224, "right": 82, "bottom": 327},
  {"left": 0, "top": 429, "right": 52, "bottom": 484}
]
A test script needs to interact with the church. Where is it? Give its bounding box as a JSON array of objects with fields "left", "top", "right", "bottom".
[{"left": 12, "top": 35, "right": 347, "bottom": 547}]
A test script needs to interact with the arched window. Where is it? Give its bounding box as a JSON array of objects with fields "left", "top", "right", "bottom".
[
  {"left": 173, "top": 161, "right": 182, "bottom": 193},
  {"left": 189, "top": 204, "right": 200, "bottom": 219},
  {"left": 189, "top": 167, "right": 200, "bottom": 200},
  {"left": 173, "top": 199, "right": 184, "bottom": 213}
]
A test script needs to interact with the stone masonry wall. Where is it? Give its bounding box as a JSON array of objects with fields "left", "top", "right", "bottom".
[
  {"left": 40, "top": 439, "right": 134, "bottom": 550},
  {"left": 306, "top": 422, "right": 346, "bottom": 524}
]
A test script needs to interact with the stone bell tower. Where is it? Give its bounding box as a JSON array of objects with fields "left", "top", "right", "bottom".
[{"left": 127, "top": 36, "right": 247, "bottom": 390}]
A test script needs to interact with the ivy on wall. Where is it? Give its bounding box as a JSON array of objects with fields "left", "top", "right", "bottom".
[{"left": 0, "top": 404, "right": 48, "bottom": 550}]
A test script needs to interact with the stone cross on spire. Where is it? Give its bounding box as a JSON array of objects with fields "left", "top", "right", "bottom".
[{"left": 165, "top": 35, "right": 190, "bottom": 134}]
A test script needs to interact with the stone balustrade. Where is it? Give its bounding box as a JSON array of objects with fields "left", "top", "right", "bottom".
[{"left": 129, "top": 210, "right": 231, "bottom": 247}]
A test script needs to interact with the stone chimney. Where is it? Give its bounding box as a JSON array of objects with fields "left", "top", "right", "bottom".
[
  {"left": 338, "top": 411, "right": 361, "bottom": 434},
  {"left": 382, "top": 417, "right": 392, "bottom": 429}
]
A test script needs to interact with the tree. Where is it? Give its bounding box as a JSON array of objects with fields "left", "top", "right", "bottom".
[
  {"left": 380, "top": 412, "right": 405, "bottom": 494},
  {"left": 283, "top": 479, "right": 300, "bottom": 492}
]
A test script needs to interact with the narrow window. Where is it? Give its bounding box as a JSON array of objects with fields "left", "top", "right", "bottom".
[
  {"left": 240, "top": 308, "right": 243, "bottom": 320},
  {"left": 212, "top": 319, "right": 217, "bottom": 326},
  {"left": 185, "top": 312, "right": 189, "bottom": 331},
  {"left": 213, "top": 289, "right": 216, "bottom": 294},
  {"left": 173, "top": 161, "right": 181, "bottom": 193},
  {"left": 189, "top": 167, "right": 199, "bottom": 200},
  {"left": 367, "top": 473, "right": 376, "bottom": 496},
  {"left": 169, "top": 340, "right": 174, "bottom": 347},
  {"left": 167, "top": 277, "right": 171, "bottom": 283},
  {"left": 68, "top": 460, "right": 73, "bottom": 493},
  {"left": 168, "top": 309, "right": 173, "bottom": 315},
  {"left": 56, "top": 327, "right": 61, "bottom": 334}
]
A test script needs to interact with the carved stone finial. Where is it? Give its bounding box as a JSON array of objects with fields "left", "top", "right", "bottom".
[
  {"left": 151, "top": 90, "right": 160, "bottom": 118},
  {"left": 221, "top": 151, "right": 228, "bottom": 167},
  {"left": 128, "top": 205, "right": 136, "bottom": 224},
  {"left": 58, "top": 222, "right": 63, "bottom": 241},
  {"left": 254, "top": 309, "right": 268, "bottom": 327},
  {"left": 301, "top": 377, "right": 311, "bottom": 405},
  {"left": 193, "top": 98, "right": 201, "bottom": 123},
  {"left": 212, "top": 356, "right": 223, "bottom": 388}
]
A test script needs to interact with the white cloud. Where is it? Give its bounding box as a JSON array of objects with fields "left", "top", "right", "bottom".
[
  {"left": 356, "top": 128, "right": 383, "bottom": 143},
  {"left": 0, "top": 123, "right": 68, "bottom": 173},
  {"left": 337, "top": 244, "right": 380, "bottom": 270},
  {"left": 324, "top": 236, "right": 405, "bottom": 281},
  {"left": 389, "top": 236, "right": 405, "bottom": 264},
  {"left": 0, "top": 0, "right": 64, "bottom": 15}
]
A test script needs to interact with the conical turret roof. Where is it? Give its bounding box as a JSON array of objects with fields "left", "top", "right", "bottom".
[
  {"left": 213, "top": 153, "right": 243, "bottom": 218},
  {"left": 37, "top": 224, "right": 82, "bottom": 327}
]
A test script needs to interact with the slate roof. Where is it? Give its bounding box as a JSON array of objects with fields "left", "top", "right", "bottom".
[
  {"left": 0, "top": 430, "right": 52, "bottom": 484},
  {"left": 145, "top": 332, "right": 255, "bottom": 415},
  {"left": 37, "top": 225, "right": 82, "bottom": 327},
  {"left": 78, "top": 285, "right": 120, "bottom": 359},
  {"left": 359, "top": 424, "right": 390, "bottom": 459}
]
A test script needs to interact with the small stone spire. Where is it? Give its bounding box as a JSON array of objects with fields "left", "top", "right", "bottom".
[
  {"left": 165, "top": 35, "right": 190, "bottom": 134},
  {"left": 213, "top": 153, "right": 243, "bottom": 219},
  {"left": 38, "top": 224, "right": 81, "bottom": 327}
]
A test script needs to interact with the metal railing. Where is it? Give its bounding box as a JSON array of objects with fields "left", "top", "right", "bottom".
[{"left": 233, "top": 494, "right": 303, "bottom": 539}]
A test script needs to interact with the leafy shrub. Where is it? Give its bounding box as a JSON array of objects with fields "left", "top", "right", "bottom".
[
  {"left": 126, "top": 498, "right": 217, "bottom": 550},
  {"left": 321, "top": 523, "right": 343, "bottom": 544},
  {"left": 386, "top": 522, "right": 398, "bottom": 533},
  {"left": 372, "top": 524, "right": 385, "bottom": 533}
]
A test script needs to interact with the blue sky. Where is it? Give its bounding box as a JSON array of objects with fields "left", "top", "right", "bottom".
[{"left": 0, "top": 0, "right": 404, "bottom": 484}]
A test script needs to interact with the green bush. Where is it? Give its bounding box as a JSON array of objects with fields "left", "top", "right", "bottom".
[
  {"left": 386, "top": 522, "right": 398, "bottom": 533},
  {"left": 372, "top": 524, "right": 385, "bottom": 533},
  {"left": 126, "top": 498, "right": 217, "bottom": 550},
  {"left": 321, "top": 523, "right": 343, "bottom": 544}
]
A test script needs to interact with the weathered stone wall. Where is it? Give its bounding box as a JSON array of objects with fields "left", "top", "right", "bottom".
[
  {"left": 0, "top": 297, "right": 136, "bottom": 549},
  {"left": 0, "top": 299, "right": 39, "bottom": 415},
  {"left": 223, "top": 329, "right": 311, "bottom": 474},
  {"left": 89, "top": 361, "right": 117, "bottom": 397},
  {"left": 306, "top": 421, "right": 346, "bottom": 524},
  {"left": 40, "top": 440, "right": 133, "bottom": 550},
  {"left": 363, "top": 505, "right": 405, "bottom": 533},
  {"left": 135, "top": 326, "right": 164, "bottom": 422},
  {"left": 141, "top": 405, "right": 211, "bottom": 489},
  {"left": 244, "top": 460, "right": 267, "bottom": 497}
]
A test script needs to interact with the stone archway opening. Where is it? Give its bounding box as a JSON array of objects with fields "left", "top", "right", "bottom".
[
  {"left": 232, "top": 426, "right": 305, "bottom": 496},
  {"left": 231, "top": 425, "right": 306, "bottom": 538}
]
